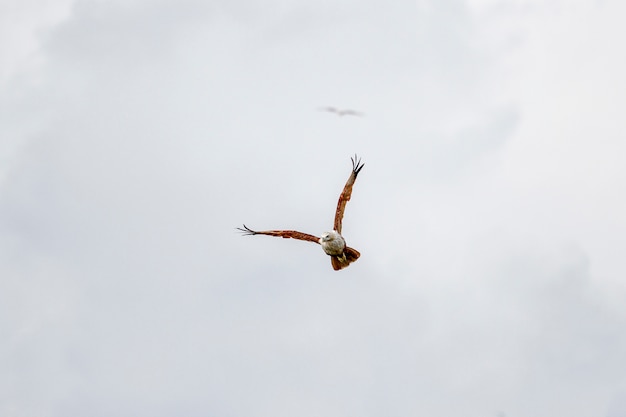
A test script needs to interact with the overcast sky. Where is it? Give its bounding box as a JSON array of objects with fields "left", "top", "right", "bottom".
[{"left": 1, "top": 0, "right": 626, "bottom": 416}]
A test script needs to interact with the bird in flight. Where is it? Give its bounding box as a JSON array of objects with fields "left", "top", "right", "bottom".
[
  {"left": 238, "top": 155, "right": 364, "bottom": 271},
  {"left": 319, "top": 106, "right": 364, "bottom": 117}
]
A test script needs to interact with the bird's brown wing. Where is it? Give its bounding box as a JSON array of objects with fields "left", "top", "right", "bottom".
[
  {"left": 237, "top": 225, "right": 320, "bottom": 244},
  {"left": 333, "top": 154, "right": 364, "bottom": 234}
]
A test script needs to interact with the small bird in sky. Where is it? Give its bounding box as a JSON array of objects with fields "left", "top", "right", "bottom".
[
  {"left": 238, "top": 155, "right": 365, "bottom": 271},
  {"left": 318, "top": 106, "right": 364, "bottom": 117}
]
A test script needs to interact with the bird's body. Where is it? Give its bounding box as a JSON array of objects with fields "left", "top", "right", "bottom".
[
  {"left": 320, "top": 230, "right": 360, "bottom": 270},
  {"left": 319, "top": 106, "right": 364, "bottom": 117},
  {"left": 320, "top": 231, "right": 346, "bottom": 256},
  {"left": 238, "top": 155, "right": 364, "bottom": 271}
]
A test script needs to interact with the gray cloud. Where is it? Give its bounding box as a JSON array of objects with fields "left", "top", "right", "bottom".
[{"left": 1, "top": 0, "right": 625, "bottom": 416}]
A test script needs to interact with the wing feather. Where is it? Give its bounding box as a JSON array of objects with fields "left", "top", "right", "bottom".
[
  {"left": 333, "top": 154, "right": 364, "bottom": 234},
  {"left": 237, "top": 225, "right": 320, "bottom": 244}
]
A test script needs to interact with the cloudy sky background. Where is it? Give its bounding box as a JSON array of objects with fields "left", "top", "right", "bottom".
[{"left": 1, "top": 0, "right": 626, "bottom": 416}]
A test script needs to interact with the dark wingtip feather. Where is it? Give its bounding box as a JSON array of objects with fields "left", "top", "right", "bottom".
[
  {"left": 236, "top": 224, "right": 257, "bottom": 235},
  {"left": 351, "top": 154, "right": 365, "bottom": 175}
]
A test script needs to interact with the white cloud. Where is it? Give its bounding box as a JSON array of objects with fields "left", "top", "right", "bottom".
[{"left": 0, "top": 0, "right": 73, "bottom": 86}]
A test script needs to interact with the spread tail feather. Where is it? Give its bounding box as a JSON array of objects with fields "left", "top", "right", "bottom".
[{"left": 331, "top": 247, "right": 360, "bottom": 271}]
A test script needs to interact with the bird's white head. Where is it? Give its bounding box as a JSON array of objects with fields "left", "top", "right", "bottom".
[{"left": 320, "top": 231, "right": 341, "bottom": 242}]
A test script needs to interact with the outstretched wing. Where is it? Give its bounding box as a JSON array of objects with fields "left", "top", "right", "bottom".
[
  {"left": 318, "top": 106, "right": 338, "bottom": 114},
  {"left": 333, "top": 154, "right": 364, "bottom": 234},
  {"left": 339, "top": 109, "right": 364, "bottom": 117},
  {"left": 237, "top": 225, "right": 320, "bottom": 244}
]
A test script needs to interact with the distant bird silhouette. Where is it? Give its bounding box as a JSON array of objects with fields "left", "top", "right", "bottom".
[{"left": 319, "top": 106, "right": 364, "bottom": 117}]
